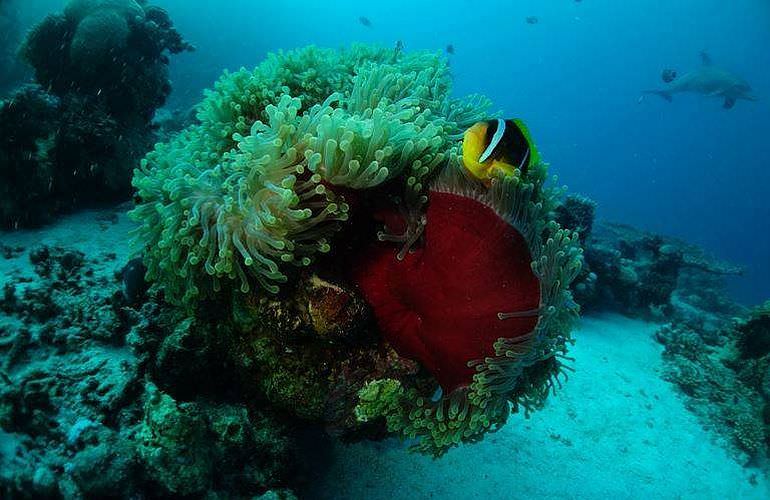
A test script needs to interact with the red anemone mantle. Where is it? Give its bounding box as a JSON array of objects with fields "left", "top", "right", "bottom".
[{"left": 352, "top": 191, "right": 541, "bottom": 392}]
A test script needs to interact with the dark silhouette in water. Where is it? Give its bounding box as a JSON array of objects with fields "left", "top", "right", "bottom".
[
  {"left": 526, "top": 16, "right": 539, "bottom": 24},
  {"left": 359, "top": 16, "right": 372, "bottom": 27},
  {"left": 121, "top": 257, "right": 149, "bottom": 305},
  {"left": 643, "top": 52, "right": 757, "bottom": 109},
  {"left": 0, "top": 1, "right": 193, "bottom": 228},
  {"left": 661, "top": 68, "right": 677, "bottom": 83},
  {"left": 446, "top": 44, "right": 455, "bottom": 55},
  {"left": 394, "top": 39, "right": 404, "bottom": 56}
]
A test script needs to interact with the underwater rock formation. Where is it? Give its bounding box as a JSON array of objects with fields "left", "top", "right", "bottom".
[
  {"left": 228, "top": 277, "right": 424, "bottom": 434},
  {"left": 554, "top": 189, "right": 764, "bottom": 462},
  {"left": 737, "top": 301, "right": 770, "bottom": 359},
  {"left": 131, "top": 44, "right": 583, "bottom": 456},
  {"left": 556, "top": 196, "right": 743, "bottom": 321},
  {"left": 656, "top": 302, "right": 770, "bottom": 460},
  {"left": 555, "top": 194, "right": 596, "bottom": 245},
  {"left": 0, "top": 242, "right": 298, "bottom": 497},
  {"left": 0, "top": 0, "right": 193, "bottom": 228},
  {"left": 135, "top": 383, "right": 292, "bottom": 497},
  {"left": 0, "top": 86, "right": 61, "bottom": 226},
  {"left": 22, "top": 0, "right": 193, "bottom": 123}
]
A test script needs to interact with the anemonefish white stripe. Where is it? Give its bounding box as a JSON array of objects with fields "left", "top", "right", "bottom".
[
  {"left": 517, "top": 147, "right": 530, "bottom": 170},
  {"left": 478, "top": 118, "right": 506, "bottom": 163}
]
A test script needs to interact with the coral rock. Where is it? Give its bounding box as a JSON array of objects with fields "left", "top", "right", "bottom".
[{"left": 299, "top": 274, "right": 369, "bottom": 341}]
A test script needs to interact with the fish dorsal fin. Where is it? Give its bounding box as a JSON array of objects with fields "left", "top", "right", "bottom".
[{"left": 700, "top": 51, "right": 713, "bottom": 66}]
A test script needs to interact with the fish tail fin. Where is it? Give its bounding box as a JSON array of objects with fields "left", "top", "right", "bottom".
[{"left": 642, "top": 90, "right": 673, "bottom": 102}]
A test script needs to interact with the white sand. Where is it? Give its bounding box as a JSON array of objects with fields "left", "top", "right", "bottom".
[
  {"left": 0, "top": 207, "right": 135, "bottom": 283},
  {"left": 310, "top": 315, "right": 770, "bottom": 500}
]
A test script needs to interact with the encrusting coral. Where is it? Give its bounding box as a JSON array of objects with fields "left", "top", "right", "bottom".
[
  {"left": 0, "top": 239, "right": 298, "bottom": 497},
  {"left": 655, "top": 301, "right": 770, "bottom": 461},
  {"left": 131, "top": 44, "right": 582, "bottom": 456}
]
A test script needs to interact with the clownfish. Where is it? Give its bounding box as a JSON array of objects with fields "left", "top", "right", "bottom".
[{"left": 461, "top": 118, "right": 539, "bottom": 183}]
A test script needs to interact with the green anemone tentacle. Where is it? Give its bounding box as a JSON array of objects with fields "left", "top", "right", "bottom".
[{"left": 130, "top": 45, "right": 491, "bottom": 305}]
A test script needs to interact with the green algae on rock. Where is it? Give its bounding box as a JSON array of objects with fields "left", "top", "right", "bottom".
[
  {"left": 136, "top": 382, "right": 292, "bottom": 497},
  {"left": 227, "top": 274, "right": 423, "bottom": 430}
]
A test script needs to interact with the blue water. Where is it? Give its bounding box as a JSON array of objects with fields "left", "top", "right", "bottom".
[
  {"left": 159, "top": 0, "right": 770, "bottom": 305},
  {"left": 16, "top": 0, "right": 770, "bottom": 303}
]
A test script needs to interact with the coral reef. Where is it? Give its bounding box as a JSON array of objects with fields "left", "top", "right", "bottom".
[
  {"left": 737, "top": 301, "right": 770, "bottom": 359},
  {"left": 555, "top": 192, "right": 765, "bottom": 464},
  {"left": 135, "top": 383, "right": 291, "bottom": 497},
  {"left": 555, "top": 196, "right": 743, "bottom": 321},
  {"left": 0, "top": 86, "right": 61, "bottom": 226},
  {"left": 225, "top": 276, "right": 423, "bottom": 435},
  {"left": 0, "top": 241, "right": 297, "bottom": 498},
  {"left": 0, "top": 0, "right": 193, "bottom": 228},
  {"left": 554, "top": 194, "right": 596, "bottom": 245},
  {"left": 656, "top": 302, "right": 770, "bottom": 461},
  {"left": 23, "top": 0, "right": 193, "bottom": 123}
]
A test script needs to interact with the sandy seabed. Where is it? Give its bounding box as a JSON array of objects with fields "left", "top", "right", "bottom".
[{"left": 310, "top": 315, "right": 770, "bottom": 500}]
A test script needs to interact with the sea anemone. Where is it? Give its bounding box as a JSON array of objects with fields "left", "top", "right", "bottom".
[
  {"left": 131, "top": 45, "right": 490, "bottom": 305},
  {"left": 353, "top": 151, "right": 583, "bottom": 455},
  {"left": 130, "top": 44, "right": 581, "bottom": 456}
]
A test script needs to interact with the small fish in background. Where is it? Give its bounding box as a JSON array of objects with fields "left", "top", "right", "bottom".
[
  {"left": 446, "top": 44, "right": 455, "bottom": 55},
  {"left": 526, "top": 16, "right": 539, "bottom": 24},
  {"left": 661, "top": 68, "right": 677, "bottom": 83},
  {"left": 359, "top": 16, "right": 372, "bottom": 27}
]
